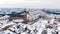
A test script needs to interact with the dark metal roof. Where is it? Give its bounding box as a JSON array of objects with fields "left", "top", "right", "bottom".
[{"left": 9, "top": 14, "right": 24, "bottom": 18}]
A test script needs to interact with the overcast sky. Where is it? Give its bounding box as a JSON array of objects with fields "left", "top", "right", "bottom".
[{"left": 0, "top": 0, "right": 60, "bottom": 9}]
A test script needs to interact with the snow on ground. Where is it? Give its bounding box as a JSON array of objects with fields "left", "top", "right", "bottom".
[
  {"left": 0, "top": 17, "right": 60, "bottom": 34},
  {"left": 0, "top": 13, "right": 60, "bottom": 34}
]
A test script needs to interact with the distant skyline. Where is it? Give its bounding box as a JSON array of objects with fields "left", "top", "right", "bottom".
[
  {"left": 0, "top": 8, "right": 59, "bottom": 15},
  {"left": 0, "top": 0, "right": 60, "bottom": 9}
]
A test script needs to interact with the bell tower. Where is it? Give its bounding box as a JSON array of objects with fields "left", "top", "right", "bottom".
[{"left": 23, "top": 9, "right": 29, "bottom": 24}]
